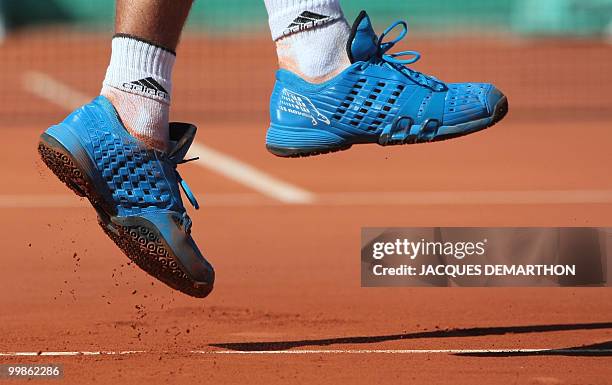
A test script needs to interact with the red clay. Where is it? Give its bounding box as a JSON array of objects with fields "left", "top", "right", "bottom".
[{"left": 0, "top": 31, "right": 611, "bottom": 384}]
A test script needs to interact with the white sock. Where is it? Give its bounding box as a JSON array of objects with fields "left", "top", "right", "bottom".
[
  {"left": 101, "top": 35, "right": 175, "bottom": 151},
  {"left": 263, "top": 0, "right": 351, "bottom": 83}
]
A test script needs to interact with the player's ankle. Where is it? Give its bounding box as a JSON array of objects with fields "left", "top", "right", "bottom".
[
  {"left": 100, "top": 35, "right": 175, "bottom": 152},
  {"left": 264, "top": 0, "right": 351, "bottom": 83},
  {"left": 101, "top": 86, "right": 169, "bottom": 151},
  {"left": 275, "top": 19, "right": 351, "bottom": 83}
]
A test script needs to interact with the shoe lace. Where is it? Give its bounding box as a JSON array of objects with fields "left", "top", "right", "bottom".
[
  {"left": 164, "top": 154, "right": 200, "bottom": 233},
  {"left": 360, "top": 20, "right": 446, "bottom": 91}
]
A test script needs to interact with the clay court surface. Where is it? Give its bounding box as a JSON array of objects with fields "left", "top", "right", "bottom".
[{"left": 0, "top": 31, "right": 611, "bottom": 383}]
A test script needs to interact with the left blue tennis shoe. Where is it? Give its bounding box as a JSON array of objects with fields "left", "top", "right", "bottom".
[
  {"left": 266, "top": 11, "right": 508, "bottom": 157},
  {"left": 38, "top": 96, "right": 214, "bottom": 298}
]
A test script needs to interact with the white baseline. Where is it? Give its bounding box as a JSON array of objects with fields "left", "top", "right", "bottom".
[{"left": 0, "top": 348, "right": 609, "bottom": 356}]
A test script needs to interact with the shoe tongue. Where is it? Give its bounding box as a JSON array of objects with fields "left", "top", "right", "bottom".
[
  {"left": 347, "top": 10, "right": 379, "bottom": 63},
  {"left": 168, "top": 122, "right": 197, "bottom": 160}
]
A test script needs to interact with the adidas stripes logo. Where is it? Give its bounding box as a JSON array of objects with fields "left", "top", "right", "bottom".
[
  {"left": 283, "top": 11, "right": 333, "bottom": 37},
  {"left": 122, "top": 77, "right": 169, "bottom": 100}
]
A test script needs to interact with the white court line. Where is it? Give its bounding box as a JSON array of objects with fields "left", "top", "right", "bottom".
[
  {"left": 23, "top": 71, "right": 314, "bottom": 204},
  {"left": 186, "top": 142, "right": 313, "bottom": 204},
  {"left": 2, "top": 190, "right": 612, "bottom": 208},
  {"left": 0, "top": 351, "right": 144, "bottom": 357},
  {"left": 0, "top": 348, "right": 609, "bottom": 357},
  {"left": 23, "top": 71, "right": 92, "bottom": 109},
  {"left": 319, "top": 190, "right": 612, "bottom": 205},
  {"left": 197, "top": 348, "right": 609, "bottom": 355}
]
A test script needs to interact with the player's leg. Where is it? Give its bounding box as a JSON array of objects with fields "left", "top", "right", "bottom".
[
  {"left": 262, "top": 1, "right": 508, "bottom": 157},
  {"left": 102, "top": 0, "right": 193, "bottom": 151},
  {"left": 38, "top": 0, "right": 214, "bottom": 298}
]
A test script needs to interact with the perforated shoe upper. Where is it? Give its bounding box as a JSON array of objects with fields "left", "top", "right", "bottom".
[
  {"left": 443, "top": 83, "right": 493, "bottom": 126},
  {"left": 60, "top": 96, "right": 196, "bottom": 220}
]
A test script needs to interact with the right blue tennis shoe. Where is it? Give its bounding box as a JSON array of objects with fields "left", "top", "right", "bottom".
[{"left": 266, "top": 10, "right": 508, "bottom": 157}]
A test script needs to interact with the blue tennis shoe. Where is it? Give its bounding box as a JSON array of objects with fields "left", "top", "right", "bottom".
[
  {"left": 38, "top": 96, "right": 214, "bottom": 297},
  {"left": 266, "top": 11, "right": 508, "bottom": 157}
]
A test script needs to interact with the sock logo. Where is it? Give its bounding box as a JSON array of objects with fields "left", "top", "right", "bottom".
[
  {"left": 122, "top": 77, "right": 169, "bottom": 100},
  {"left": 279, "top": 88, "right": 330, "bottom": 126},
  {"left": 283, "top": 11, "right": 333, "bottom": 37}
]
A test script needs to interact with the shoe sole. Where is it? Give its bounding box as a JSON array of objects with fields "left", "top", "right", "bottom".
[
  {"left": 38, "top": 134, "right": 213, "bottom": 298},
  {"left": 267, "top": 96, "right": 508, "bottom": 158}
]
